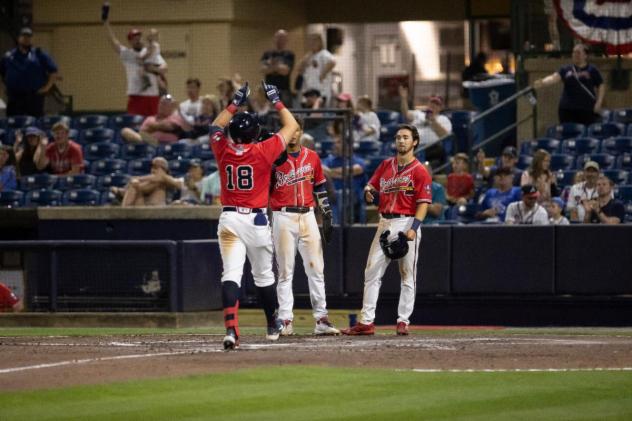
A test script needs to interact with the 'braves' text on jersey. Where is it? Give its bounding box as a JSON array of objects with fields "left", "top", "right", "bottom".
[
  {"left": 210, "top": 126, "right": 286, "bottom": 208},
  {"left": 270, "top": 148, "right": 326, "bottom": 210},
  {"left": 367, "top": 158, "right": 432, "bottom": 215}
]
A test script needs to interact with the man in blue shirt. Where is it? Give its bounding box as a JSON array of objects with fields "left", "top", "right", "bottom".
[
  {"left": 423, "top": 164, "right": 446, "bottom": 224},
  {"left": 0, "top": 28, "right": 58, "bottom": 117},
  {"left": 476, "top": 167, "right": 521, "bottom": 222}
]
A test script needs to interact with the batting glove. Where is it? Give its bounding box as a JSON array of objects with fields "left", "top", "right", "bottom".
[
  {"left": 227, "top": 82, "right": 250, "bottom": 113},
  {"left": 262, "top": 81, "right": 285, "bottom": 110}
]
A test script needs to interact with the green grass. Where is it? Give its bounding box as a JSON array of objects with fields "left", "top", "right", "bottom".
[{"left": 1, "top": 366, "right": 632, "bottom": 420}]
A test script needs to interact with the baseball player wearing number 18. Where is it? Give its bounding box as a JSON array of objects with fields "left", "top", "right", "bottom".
[{"left": 341, "top": 124, "right": 431, "bottom": 336}]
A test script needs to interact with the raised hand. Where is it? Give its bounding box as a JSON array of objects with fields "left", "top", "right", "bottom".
[
  {"left": 231, "top": 82, "right": 250, "bottom": 108},
  {"left": 261, "top": 80, "right": 281, "bottom": 104}
]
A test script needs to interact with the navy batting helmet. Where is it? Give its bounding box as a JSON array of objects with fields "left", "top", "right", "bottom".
[{"left": 227, "top": 112, "right": 261, "bottom": 144}]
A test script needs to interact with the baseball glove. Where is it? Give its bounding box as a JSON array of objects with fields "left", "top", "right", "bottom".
[{"left": 379, "top": 230, "right": 409, "bottom": 260}]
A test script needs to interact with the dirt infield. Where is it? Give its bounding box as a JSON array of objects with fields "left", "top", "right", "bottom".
[{"left": 2, "top": 329, "right": 632, "bottom": 391}]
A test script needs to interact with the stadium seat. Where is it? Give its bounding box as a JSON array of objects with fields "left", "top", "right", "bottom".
[
  {"left": 546, "top": 123, "right": 586, "bottom": 140},
  {"left": 109, "top": 114, "right": 144, "bottom": 131},
  {"left": 0, "top": 190, "right": 24, "bottom": 208},
  {"left": 158, "top": 143, "right": 192, "bottom": 160},
  {"left": 25, "top": 189, "right": 63, "bottom": 207},
  {"left": 534, "top": 138, "right": 561, "bottom": 154},
  {"left": 516, "top": 155, "right": 533, "bottom": 170},
  {"left": 612, "top": 108, "right": 632, "bottom": 125},
  {"left": 318, "top": 140, "right": 334, "bottom": 157},
  {"left": 355, "top": 140, "right": 380, "bottom": 156},
  {"left": 38, "top": 115, "right": 72, "bottom": 131},
  {"left": 617, "top": 154, "right": 632, "bottom": 170},
  {"left": 0, "top": 128, "right": 6, "bottom": 144},
  {"left": 555, "top": 170, "right": 577, "bottom": 188},
  {"left": 20, "top": 173, "right": 57, "bottom": 191},
  {"left": 602, "top": 137, "right": 632, "bottom": 156},
  {"left": 628, "top": 124, "right": 632, "bottom": 137},
  {"left": 549, "top": 154, "right": 575, "bottom": 171},
  {"left": 600, "top": 109, "right": 612, "bottom": 123},
  {"left": 169, "top": 158, "right": 193, "bottom": 176},
  {"left": 366, "top": 156, "right": 384, "bottom": 175},
  {"left": 376, "top": 109, "right": 401, "bottom": 126},
  {"left": 57, "top": 174, "right": 97, "bottom": 190},
  {"left": 62, "top": 189, "right": 100, "bottom": 206},
  {"left": 603, "top": 170, "right": 629, "bottom": 185},
  {"left": 74, "top": 114, "right": 109, "bottom": 130},
  {"left": 121, "top": 143, "right": 156, "bottom": 160},
  {"left": 99, "top": 190, "right": 118, "bottom": 205},
  {"left": 443, "top": 110, "right": 476, "bottom": 153},
  {"left": 80, "top": 128, "right": 115, "bottom": 144},
  {"left": 90, "top": 159, "right": 127, "bottom": 176},
  {"left": 192, "top": 143, "right": 215, "bottom": 160},
  {"left": 587, "top": 122, "right": 625, "bottom": 140},
  {"left": 84, "top": 142, "right": 120, "bottom": 161},
  {"left": 615, "top": 185, "right": 632, "bottom": 203},
  {"left": 519, "top": 140, "right": 534, "bottom": 156},
  {"left": 201, "top": 160, "right": 217, "bottom": 174},
  {"left": 6, "top": 115, "right": 37, "bottom": 129},
  {"left": 127, "top": 158, "right": 152, "bottom": 175},
  {"left": 576, "top": 153, "right": 616, "bottom": 170},
  {"left": 97, "top": 174, "right": 130, "bottom": 190},
  {"left": 561, "top": 137, "right": 600, "bottom": 155}
]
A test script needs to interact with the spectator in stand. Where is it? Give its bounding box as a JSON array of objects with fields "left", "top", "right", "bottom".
[
  {"left": 566, "top": 161, "right": 600, "bottom": 222},
  {"left": 216, "top": 78, "right": 236, "bottom": 110},
  {"left": 37, "top": 122, "right": 84, "bottom": 175},
  {"left": 13, "top": 127, "right": 47, "bottom": 177},
  {"left": 0, "top": 27, "right": 58, "bottom": 117},
  {"left": 0, "top": 146, "right": 17, "bottom": 192},
  {"left": 583, "top": 175, "right": 624, "bottom": 224},
  {"left": 121, "top": 94, "right": 191, "bottom": 145},
  {"left": 447, "top": 153, "right": 474, "bottom": 207},
  {"left": 399, "top": 86, "right": 452, "bottom": 170},
  {"left": 104, "top": 20, "right": 167, "bottom": 116},
  {"left": 505, "top": 184, "right": 549, "bottom": 225},
  {"left": 477, "top": 146, "right": 522, "bottom": 187},
  {"left": 260, "top": 29, "right": 295, "bottom": 105},
  {"left": 116, "top": 157, "right": 182, "bottom": 207},
  {"left": 0, "top": 282, "right": 22, "bottom": 312},
  {"left": 249, "top": 85, "right": 272, "bottom": 127},
  {"left": 533, "top": 44, "right": 604, "bottom": 125},
  {"left": 183, "top": 94, "right": 219, "bottom": 143},
  {"left": 179, "top": 78, "right": 203, "bottom": 126},
  {"left": 174, "top": 160, "right": 204, "bottom": 205},
  {"left": 461, "top": 52, "right": 488, "bottom": 98},
  {"left": 520, "top": 149, "right": 558, "bottom": 203},
  {"left": 297, "top": 34, "right": 336, "bottom": 106},
  {"left": 560, "top": 170, "right": 584, "bottom": 205},
  {"left": 354, "top": 95, "right": 381, "bottom": 144},
  {"left": 138, "top": 28, "right": 168, "bottom": 96},
  {"left": 547, "top": 197, "right": 570, "bottom": 225},
  {"left": 424, "top": 164, "right": 447, "bottom": 224},
  {"left": 476, "top": 167, "right": 522, "bottom": 222},
  {"left": 201, "top": 169, "right": 221, "bottom": 205}
]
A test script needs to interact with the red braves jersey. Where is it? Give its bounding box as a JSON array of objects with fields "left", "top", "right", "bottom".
[
  {"left": 270, "top": 147, "right": 326, "bottom": 209},
  {"left": 0, "top": 283, "right": 18, "bottom": 311},
  {"left": 45, "top": 141, "right": 84, "bottom": 175},
  {"left": 210, "top": 127, "right": 286, "bottom": 208},
  {"left": 368, "top": 157, "right": 432, "bottom": 215}
]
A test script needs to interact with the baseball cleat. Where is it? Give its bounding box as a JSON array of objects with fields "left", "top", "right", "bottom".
[
  {"left": 223, "top": 329, "right": 239, "bottom": 350},
  {"left": 280, "top": 320, "right": 294, "bottom": 336},
  {"left": 314, "top": 317, "right": 340, "bottom": 335},
  {"left": 396, "top": 322, "right": 409, "bottom": 336},
  {"left": 266, "top": 319, "right": 283, "bottom": 341},
  {"left": 340, "top": 322, "right": 375, "bottom": 336}
]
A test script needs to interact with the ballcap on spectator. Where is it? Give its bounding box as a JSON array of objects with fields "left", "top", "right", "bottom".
[
  {"left": 127, "top": 28, "right": 142, "bottom": 40},
  {"left": 336, "top": 92, "right": 352, "bottom": 102},
  {"left": 24, "top": 126, "right": 44, "bottom": 137},
  {"left": 303, "top": 89, "right": 321, "bottom": 98},
  {"left": 502, "top": 146, "right": 518, "bottom": 158},
  {"left": 584, "top": 160, "right": 600, "bottom": 171},
  {"left": 429, "top": 95, "right": 444, "bottom": 106},
  {"left": 521, "top": 184, "right": 539, "bottom": 198},
  {"left": 19, "top": 27, "right": 33, "bottom": 37},
  {"left": 495, "top": 166, "right": 512, "bottom": 176},
  {"left": 551, "top": 197, "right": 565, "bottom": 210},
  {"left": 151, "top": 157, "right": 169, "bottom": 173}
]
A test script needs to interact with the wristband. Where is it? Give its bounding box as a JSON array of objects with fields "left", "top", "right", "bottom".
[
  {"left": 226, "top": 104, "right": 238, "bottom": 114},
  {"left": 411, "top": 218, "right": 422, "bottom": 231},
  {"left": 274, "top": 101, "right": 285, "bottom": 111}
]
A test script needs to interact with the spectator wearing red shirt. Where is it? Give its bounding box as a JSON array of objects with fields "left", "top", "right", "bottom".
[
  {"left": 37, "top": 121, "right": 84, "bottom": 175},
  {"left": 121, "top": 94, "right": 191, "bottom": 146},
  {"left": 447, "top": 153, "right": 474, "bottom": 206},
  {"left": 0, "top": 282, "right": 22, "bottom": 312}
]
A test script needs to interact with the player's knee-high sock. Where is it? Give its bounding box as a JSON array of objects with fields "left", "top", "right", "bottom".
[
  {"left": 257, "top": 284, "right": 278, "bottom": 327},
  {"left": 222, "top": 281, "right": 240, "bottom": 337}
]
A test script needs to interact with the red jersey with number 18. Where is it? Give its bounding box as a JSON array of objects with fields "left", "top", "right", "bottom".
[
  {"left": 270, "top": 147, "right": 326, "bottom": 210},
  {"left": 209, "top": 126, "right": 286, "bottom": 208},
  {"left": 367, "top": 157, "right": 432, "bottom": 215}
]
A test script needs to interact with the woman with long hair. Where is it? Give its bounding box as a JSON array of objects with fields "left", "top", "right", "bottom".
[
  {"left": 521, "top": 149, "right": 559, "bottom": 203},
  {"left": 13, "top": 127, "right": 47, "bottom": 177}
]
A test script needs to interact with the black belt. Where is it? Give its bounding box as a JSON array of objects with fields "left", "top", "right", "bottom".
[
  {"left": 223, "top": 207, "right": 264, "bottom": 214},
  {"left": 275, "top": 206, "right": 311, "bottom": 213},
  {"left": 381, "top": 213, "right": 414, "bottom": 219}
]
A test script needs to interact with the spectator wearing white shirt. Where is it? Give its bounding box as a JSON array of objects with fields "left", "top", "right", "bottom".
[
  {"left": 297, "top": 34, "right": 336, "bottom": 105},
  {"left": 566, "top": 160, "right": 601, "bottom": 222},
  {"left": 547, "top": 197, "right": 570, "bottom": 225},
  {"left": 505, "top": 184, "right": 549, "bottom": 225},
  {"left": 179, "top": 78, "right": 203, "bottom": 125},
  {"left": 354, "top": 96, "right": 381, "bottom": 144}
]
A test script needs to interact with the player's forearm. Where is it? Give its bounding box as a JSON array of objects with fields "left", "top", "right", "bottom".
[{"left": 414, "top": 202, "right": 429, "bottom": 221}]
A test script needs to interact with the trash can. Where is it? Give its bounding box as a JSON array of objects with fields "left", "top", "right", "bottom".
[{"left": 463, "top": 77, "right": 516, "bottom": 155}]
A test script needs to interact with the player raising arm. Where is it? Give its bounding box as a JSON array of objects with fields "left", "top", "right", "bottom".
[
  {"left": 341, "top": 124, "right": 431, "bottom": 336},
  {"left": 210, "top": 80, "right": 298, "bottom": 350}
]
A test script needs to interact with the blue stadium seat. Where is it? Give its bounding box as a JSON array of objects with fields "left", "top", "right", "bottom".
[
  {"left": 0, "top": 190, "right": 24, "bottom": 208},
  {"left": 355, "top": 140, "right": 380, "bottom": 156},
  {"left": 602, "top": 137, "right": 632, "bottom": 156},
  {"left": 57, "top": 174, "right": 97, "bottom": 190},
  {"left": 615, "top": 185, "right": 632, "bottom": 203},
  {"left": 109, "top": 114, "right": 144, "bottom": 130},
  {"left": 600, "top": 109, "right": 612, "bottom": 123},
  {"left": 561, "top": 137, "right": 600, "bottom": 155},
  {"left": 99, "top": 190, "right": 118, "bottom": 205},
  {"left": 603, "top": 170, "right": 629, "bottom": 185},
  {"left": 550, "top": 153, "right": 575, "bottom": 171},
  {"left": 0, "top": 128, "right": 6, "bottom": 144},
  {"left": 577, "top": 153, "right": 616, "bottom": 170},
  {"left": 90, "top": 159, "right": 127, "bottom": 176},
  {"left": 443, "top": 110, "right": 476, "bottom": 153},
  {"left": 6, "top": 115, "right": 37, "bottom": 129},
  {"left": 318, "top": 140, "right": 335, "bottom": 157},
  {"left": 617, "top": 154, "right": 632, "bottom": 170},
  {"left": 366, "top": 156, "right": 384, "bottom": 175},
  {"left": 546, "top": 123, "right": 586, "bottom": 140},
  {"left": 74, "top": 114, "right": 109, "bottom": 130},
  {"left": 80, "top": 128, "right": 115, "bottom": 144},
  {"left": 202, "top": 160, "right": 217, "bottom": 174},
  {"left": 62, "top": 189, "right": 100, "bottom": 206},
  {"left": 587, "top": 122, "right": 625, "bottom": 140},
  {"left": 555, "top": 170, "right": 577, "bottom": 188},
  {"left": 20, "top": 173, "right": 57, "bottom": 191},
  {"left": 168, "top": 158, "right": 193, "bottom": 176},
  {"left": 127, "top": 158, "right": 152, "bottom": 175},
  {"left": 628, "top": 124, "right": 632, "bottom": 137},
  {"left": 192, "top": 143, "right": 215, "bottom": 160},
  {"left": 519, "top": 140, "right": 535, "bottom": 155},
  {"left": 97, "top": 174, "right": 130, "bottom": 190},
  {"left": 25, "top": 189, "right": 63, "bottom": 207},
  {"left": 158, "top": 143, "right": 192, "bottom": 160},
  {"left": 121, "top": 143, "right": 156, "bottom": 160},
  {"left": 516, "top": 155, "right": 533, "bottom": 170},
  {"left": 612, "top": 108, "right": 632, "bottom": 125},
  {"left": 38, "top": 115, "right": 72, "bottom": 131},
  {"left": 534, "top": 138, "right": 561, "bottom": 154},
  {"left": 376, "top": 109, "right": 401, "bottom": 126},
  {"left": 84, "top": 142, "right": 120, "bottom": 160}
]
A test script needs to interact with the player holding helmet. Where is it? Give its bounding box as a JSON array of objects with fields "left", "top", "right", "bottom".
[
  {"left": 210, "top": 81, "right": 298, "bottom": 350},
  {"left": 341, "top": 124, "right": 431, "bottom": 336}
]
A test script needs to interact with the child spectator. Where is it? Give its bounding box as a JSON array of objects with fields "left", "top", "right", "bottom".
[
  {"left": 37, "top": 122, "right": 84, "bottom": 175},
  {"left": 13, "top": 127, "right": 47, "bottom": 177},
  {"left": 447, "top": 153, "right": 474, "bottom": 206},
  {"left": 354, "top": 95, "right": 381, "bottom": 144},
  {"left": 424, "top": 164, "right": 447, "bottom": 224},
  {"left": 547, "top": 197, "right": 570, "bottom": 225},
  {"left": 139, "top": 28, "right": 167, "bottom": 95},
  {"left": 521, "top": 149, "right": 558, "bottom": 203},
  {"left": 0, "top": 146, "right": 17, "bottom": 191}
]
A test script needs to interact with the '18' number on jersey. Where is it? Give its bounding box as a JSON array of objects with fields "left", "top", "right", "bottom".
[{"left": 225, "top": 165, "right": 253, "bottom": 190}]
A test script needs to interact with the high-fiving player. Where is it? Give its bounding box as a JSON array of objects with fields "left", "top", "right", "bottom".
[
  {"left": 210, "top": 81, "right": 298, "bottom": 350},
  {"left": 270, "top": 120, "right": 340, "bottom": 336},
  {"left": 341, "top": 124, "right": 431, "bottom": 336}
]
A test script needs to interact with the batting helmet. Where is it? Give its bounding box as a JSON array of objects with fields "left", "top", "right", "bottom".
[
  {"left": 227, "top": 112, "right": 261, "bottom": 144},
  {"left": 379, "top": 230, "right": 409, "bottom": 260}
]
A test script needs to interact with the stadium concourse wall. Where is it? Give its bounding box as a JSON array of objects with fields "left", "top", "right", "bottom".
[{"left": 1, "top": 207, "right": 632, "bottom": 325}]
